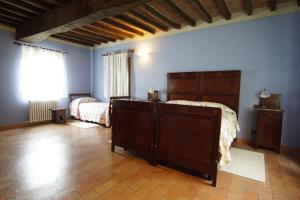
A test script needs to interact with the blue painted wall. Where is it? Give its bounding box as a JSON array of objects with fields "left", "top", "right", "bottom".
[
  {"left": 92, "top": 12, "right": 300, "bottom": 147},
  {"left": 0, "top": 30, "right": 91, "bottom": 125}
]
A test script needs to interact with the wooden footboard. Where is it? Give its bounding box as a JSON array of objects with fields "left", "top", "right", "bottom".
[
  {"left": 155, "top": 103, "right": 222, "bottom": 186},
  {"left": 108, "top": 96, "right": 130, "bottom": 127},
  {"left": 111, "top": 100, "right": 155, "bottom": 164},
  {"left": 111, "top": 100, "right": 222, "bottom": 186}
]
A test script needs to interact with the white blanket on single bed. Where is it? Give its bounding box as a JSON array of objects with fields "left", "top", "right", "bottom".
[
  {"left": 70, "top": 97, "right": 110, "bottom": 127},
  {"left": 79, "top": 102, "right": 110, "bottom": 127},
  {"left": 167, "top": 100, "right": 240, "bottom": 166}
]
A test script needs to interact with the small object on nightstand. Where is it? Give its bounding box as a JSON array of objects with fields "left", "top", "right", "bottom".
[
  {"left": 259, "top": 93, "right": 281, "bottom": 109},
  {"left": 254, "top": 93, "right": 283, "bottom": 153},
  {"left": 148, "top": 87, "right": 159, "bottom": 102},
  {"left": 50, "top": 108, "right": 67, "bottom": 124}
]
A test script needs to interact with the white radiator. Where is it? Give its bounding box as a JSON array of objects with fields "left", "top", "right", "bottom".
[{"left": 29, "top": 101, "right": 58, "bottom": 123}]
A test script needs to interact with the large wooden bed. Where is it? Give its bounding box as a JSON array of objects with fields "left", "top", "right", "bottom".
[{"left": 111, "top": 70, "right": 241, "bottom": 186}]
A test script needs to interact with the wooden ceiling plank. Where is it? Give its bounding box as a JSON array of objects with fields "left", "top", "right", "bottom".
[
  {"left": 115, "top": 14, "right": 156, "bottom": 34},
  {"left": 103, "top": 18, "right": 144, "bottom": 36},
  {"left": 51, "top": 34, "right": 94, "bottom": 46},
  {"left": 0, "top": 3, "right": 34, "bottom": 19},
  {"left": 268, "top": 0, "right": 277, "bottom": 11},
  {"left": 44, "top": 0, "right": 63, "bottom": 6},
  {"left": 21, "top": 0, "right": 51, "bottom": 11},
  {"left": 188, "top": 0, "right": 212, "bottom": 23},
  {"left": 0, "top": 15, "right": 19, "bottom": 24},
  {"left": 0, "top": 18, "right": 17, "bottom": 26},
  {"left": 0, "top": 10, "right": 26, "bottom": 22},
  {"left": 243, "top": 0, "right": 253, "bottom": 15},
  {"left": 68, "top": 31, "right": 108, "bottom": 43},
  {"left": 73, "top": 28, "right": 116, "bottom": 42},
  {"left": 0, "top": 0, "right": 43, "bottom": 15},
  {"left": 162, "top": 0, "right": 196, "bottom": 27},
  {"left": 129, "top": 10, "right": 169, "bottom": 31},
  {"left": 94, "top": 21, "right": 134, "bottom": 38},
  {"left": 16, "top": 0, "right": 150, "bottom": 42},
  {"left": 214, "top": 0, "right": 231, "bottom": 20},
  {"left": 143, "top": 4, "right": 181, "bottom": 29},
  {"left": 83, "top": 24, "right": 125, "bottom": 41},
  {"left": 58, "top": 32, "right": 100, "bottom": 45}
]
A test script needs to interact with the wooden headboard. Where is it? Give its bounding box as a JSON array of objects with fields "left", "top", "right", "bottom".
[
  {"left": 69, "top": 93, "right": 91, "bottom": 103},
  {"left": 167, "top": 70, "right": 241, "bottom": 114}
]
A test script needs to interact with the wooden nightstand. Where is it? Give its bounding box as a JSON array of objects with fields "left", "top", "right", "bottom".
[
  {"left": 50, "top": 108, "right": 67, "bottom": 124},
  {"left": 255, "top": 108, "right": 283, "bottom": 153}
]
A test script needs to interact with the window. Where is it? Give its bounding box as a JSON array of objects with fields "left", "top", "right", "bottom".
[
  {"left": 20, "top": 46, "right": 68, "bottom": 101},
  {"left": 103, "top": 52, "right": 129, "bottom": 98}
]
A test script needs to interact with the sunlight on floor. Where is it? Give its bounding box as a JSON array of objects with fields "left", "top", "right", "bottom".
[{"left": 17, "top": 136, "right": 69, "bottom": 190}]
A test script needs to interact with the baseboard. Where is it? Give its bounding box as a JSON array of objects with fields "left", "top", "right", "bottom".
[
  {"left": 235, "top": 138, "right": 300, "bottom": 154},
  {"left": 235, "top": 138, "right": 253, "bottom": 146},
  {"left": 0, "top": 120, "right": 52, "bottom": 132},
  {"left": 0, "top": 123, "right": 26, "bottom": 132}
]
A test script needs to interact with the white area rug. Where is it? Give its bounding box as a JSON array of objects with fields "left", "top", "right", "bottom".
[
  {"left": 68, "top": 120, "right": 100, "bottom": 129},
  {"left": 220, "top": 148, "right": 265, "bottom": 182}
]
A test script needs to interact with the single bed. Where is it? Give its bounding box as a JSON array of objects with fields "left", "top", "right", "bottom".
[
  {"left": 165, "top": 70, "right": 241, "bottom": 165},
  {"left": 69, "top": 93, "right": 129, "bottom": 127},
  {"left": 155, "top": 70, "right": 241, "bottom": 186}
]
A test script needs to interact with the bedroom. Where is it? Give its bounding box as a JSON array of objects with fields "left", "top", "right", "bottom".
[{"left": 0, "top": 0, "right": 299, "bottom": 199}]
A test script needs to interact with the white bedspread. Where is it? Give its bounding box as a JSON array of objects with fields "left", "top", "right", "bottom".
[
  {"left": 70, "top": 97, "right": 110, "bottom": 127},
  {"left": 79, "top": 102, "right": 110, "bottom": 127},
  {"left": 167, "top": 100, "right": 240, "bottom": 166}
]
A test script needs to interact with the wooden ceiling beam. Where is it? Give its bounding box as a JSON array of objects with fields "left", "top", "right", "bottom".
[
  {"left": 0, "top": 9, "right": 26, "bottom": 22},
  {"left": 0, "top": 0, "right": 43, "bottom": 15},
  {"left": 82, "top": 24, "right": 125, "bottom": 41},
  {"left": 68, "top": 31, "right": 108, "bottom": 43},
  {"left": 103, "top": 18, "right": 144, "bottom": 36},
  {"left": 143, "top": 4, "right": 181, "bottom": 29},
  {"left": 21, "top": 0, "right": 51, "bottom": 11},
  {"left": 0, "top": 18, "right": 18, "bottom": 26},
  {"left": 93, "top": 21, "right": 134, "bottom": 38},
  {"left": 214, "top": 0, "right": 231, "bottom": 20},
  {"left": 297, "top": 0, "right": 300, "bottom": 6},
  {"left": 188, "top": 0, "right": 212, "bottom": 23},
  {"left": 73, "top": 28, "right": 117, "bottom": 42},
  {"left": 45, "top": 0, "right": 63, "bottom": 6},
  {"left": 129, "top": 10, "right": 169, "bottom": 31},
  {"left": 0, "top": 3, "right": 34, "bottom": 19},
  {"left": 0, "top": 15, "right": 20, "bottom": 24},
  {"left": 58, "top": 32, "right": 101, "bottom": 45},
  {"left": 16, "top": 0, "right": 150, "bottom": 42},
  {"left": 51, "top": 34, "right": 94, "bottom": 46},
  {"left": 268, "top": 0, "right": 277, "bottom": 11},
  {"left": 162, "top": 0, "right": 196, "bottom": 27},
  {"left": 243, "top": 0, "right": 253, "bottom": 15},
  {"left": 115, "top": 14, "right": 156, "bottom": 34}
]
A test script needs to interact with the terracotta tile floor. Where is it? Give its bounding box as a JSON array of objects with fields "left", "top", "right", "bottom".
[{"left": 0, "top": 123, "right": 299, "bottom": 200}]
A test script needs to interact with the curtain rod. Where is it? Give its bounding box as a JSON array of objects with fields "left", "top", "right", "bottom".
[
  {"left": 102, "top": 49, "right": 134, "bottom": 56},
  {"left": 13, "top": 41, "right": 68, "bottom": 54}
]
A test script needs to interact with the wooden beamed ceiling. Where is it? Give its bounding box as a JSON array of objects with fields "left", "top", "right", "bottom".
[{"left": 0, "top": 0, "right": 298, "bottom": 47}]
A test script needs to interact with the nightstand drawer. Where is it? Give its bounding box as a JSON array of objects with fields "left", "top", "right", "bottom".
[{"left": 258, "top": 110, "right": 282, "bottom": 118}]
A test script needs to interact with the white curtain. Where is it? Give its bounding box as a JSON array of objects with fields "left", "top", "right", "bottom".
[
  {"left": 103, "top": 52, "right": 129, "bottom": 98},
  {"left": 20, "top": 46, "right": 68, "bottom": 101}
]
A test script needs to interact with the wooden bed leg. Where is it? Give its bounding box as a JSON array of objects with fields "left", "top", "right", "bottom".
[
  {"left": 208, "top": 174, "right": 212, "bottom": 181},
  {"left": 212, "top": 175, "right": 217, "bottom": 187},
  {"left": 111, "top": 143, "right": 115, "bottom": 152}
]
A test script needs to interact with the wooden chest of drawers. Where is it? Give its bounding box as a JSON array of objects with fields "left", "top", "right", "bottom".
[{"left": 255, "top": 109, "right": 283, "bottom": 153}]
